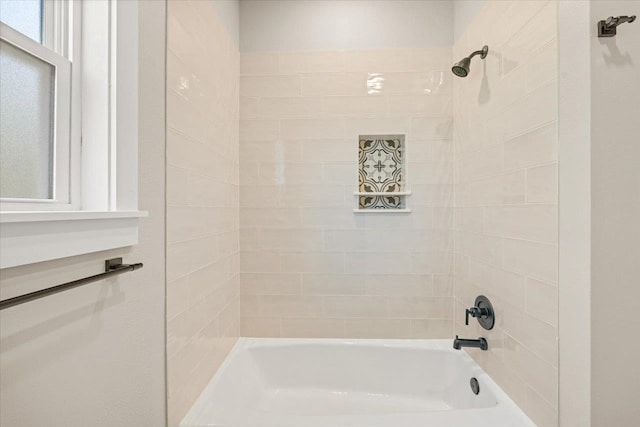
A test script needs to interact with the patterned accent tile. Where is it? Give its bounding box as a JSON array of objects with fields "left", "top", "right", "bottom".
[{"left": 358, "top": 134, "right": 405, "bottom": 209}]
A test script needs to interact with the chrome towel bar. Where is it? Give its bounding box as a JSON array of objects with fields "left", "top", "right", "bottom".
[{"left": 0, "top": 258, "right": 143, "bottom": 311}]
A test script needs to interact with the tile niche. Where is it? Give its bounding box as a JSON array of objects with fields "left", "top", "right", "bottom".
[{"left": 356, "top": 134, "right": 411, "bottom": 212}]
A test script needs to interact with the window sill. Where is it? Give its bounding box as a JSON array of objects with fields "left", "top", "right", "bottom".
[
  {"left": 0, "top": 210, "right": 147, "bottom": 223},
  {"left": 0, "top": 211, "right": 148, "bottom": 269}
]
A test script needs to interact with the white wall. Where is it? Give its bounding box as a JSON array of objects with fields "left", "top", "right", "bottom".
[
  {"left": 0, "top": 2, "right": 167, "bottom": 425},
  {"left": 240, "top": 0, "right": 453, "bottom": 52},
  {"left": 590, "top": 1, "right": 640, "bottom": 425},
  {"left": 558, "top": 1, "right": 592, "bottom": 426},
  {"left": 211, "top": 0, "right": 240, "bottom": 47}
]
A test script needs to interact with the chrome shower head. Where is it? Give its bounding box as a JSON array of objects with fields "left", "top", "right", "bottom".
[{"left": 451, "top": 45, "right": 488, "bottom": 78}]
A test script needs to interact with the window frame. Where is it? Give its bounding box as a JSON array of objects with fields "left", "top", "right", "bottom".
[{"left": 0, "top": 0, "right": 146, "bottom": 269}]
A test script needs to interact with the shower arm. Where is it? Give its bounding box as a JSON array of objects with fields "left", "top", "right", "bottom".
[
  {"left": 468, "top": 45, "right": 489, "bottom": 60},
  {"left": 468, "top": 49, "right": 486, "bottom": 60}
]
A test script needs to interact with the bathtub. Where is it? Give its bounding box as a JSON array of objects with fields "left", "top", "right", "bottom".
[{"left": 180, "top": 338, "right": 536, "bottom": 427}]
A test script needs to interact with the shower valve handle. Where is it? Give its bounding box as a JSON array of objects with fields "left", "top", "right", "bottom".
[
  {"left": 465, "top": 296, "right": 496, "bottom": 330},
  {"left": 465, "top": 307, "right": 488, "bottom": 325}
]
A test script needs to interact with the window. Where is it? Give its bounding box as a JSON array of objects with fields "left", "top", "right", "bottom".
[
  {"left": 0, "top": 1, "right": 145, "bottom": 269},
  {"left": 1, "top": 0, "right": 75, "bottom": 209},
  {"left": 0, "top": 0, "right": 43, "bottom": 43}
]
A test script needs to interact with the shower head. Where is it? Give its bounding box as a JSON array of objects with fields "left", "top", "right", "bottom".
[
  {"left": 452, "top": 57, "right": 472, "bottom": 78},
  {"left": 452, "top": 45, "right": 489, "bottom": 78}
]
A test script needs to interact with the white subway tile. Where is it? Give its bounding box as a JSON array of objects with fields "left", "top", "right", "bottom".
[
  {"left": 281, "top": 318, "right": 345, "bottom": 338},
  {"left": 525, "top": 386, "right": 558, "bottom": 427},
  {"left": 502, "top": 1, "right": 556, "bottom": 76},
  {"left": 485, "top": 205, "right": 558, "bottom": 243},
  {"left": 322, "top": 96, "right": 388, "bottom": 118},
  {"left": 411, "top": 319, "right": 452, "bottom": 338},
  {"left": 300, "top": 207, "right": 363, "bottom": 228},
  {"left": 239, "top": 119, "right": 279, "bottom": 141},
  {"left": 240, "top": 140, "right": 301, "bottom": 163},
  {"left": 240, "top": 251, "right": 280, "bottom": 273},
  {"left": 345, "top": 252, "right": 413, "bottom": 275},
  {"left": 364, "top": 274, "right": 433, "bottom": 296},
  {"left": 240, "top": 53, "right": 279, "bottom": 75},
  {"left": 526, "top": 278, "right": 558, "bottom": 326},
  {"left": 344, "top": 318, "right": 412, "bottom": 339},
  {"left": 527, "top": 163, "right": 558, "bottom": 203},
  {"left": 503, "top": 238, "right": 558, "bottom": 284},
  {"left": 241, "top": 316, "right": 281, "bottom": 337},
  {"left": 456, "top": 231, "right": 503, "bottom": 266},
  {"left": 241, "top": 273, "right": 301, "bottom": 296},
  {"left": 302, "top": 274, "right": 367, "bottom": 296},
  {"left": 526, "top": 40, "right": 558, "bottom": 93},
  {"left": 501, "top": 83, "right": 557, "bottom": 140},
  {"left": 454, "top": 207, "right": 485, "bottom": 232},
  {"left": 281, "top": 118, "right": 345, "bottom": 140},
  {"left": 503, "top": 334, "right": 558, "bottom": 405},
  {"left": 188, "top": 260, "right": 231, "bottom": 306},
  {"left": 240, "top": 207, "right": 302, "bottom": 228},
  {"left": 300, "top": 73, "right": 369, "bottom": 97},
  {"left": 299, "top": 139, "right": 355, "bottom": 162},
  {"left": 239, "top": 185, "right": 281, "bottom": 207},
  {"left": 325, "top": 229, "right": 426, "bottom": 253},
  {"left": 261, "top": 229, "right": 324, "bottom": 252},
  {"left": 502, "top": 304, "right": 558, "bottom": 366},
  {"left": 240, "top": 75, "right": 301, "bottom": 97},
  {"left": 259, "top": 163, "right": 323, "bottom": 186},
  {"left": 280, "top": 252, "right": 345, "bottom": 273},
  {"left": 387, "top": 297, "right": 453, "bottom": 319},
  {"left": 503, "top": 123, "right": 557, "bottom": 170},
  {"left": 280, "top": 185, "right": 346, "bottom": 207},
  {"left": 467, "top": 259, "right": 526, "bottom": 310},
  {"left": 370, "top": 71, "right": 451, "bottom": 95},
  {"left": 388, "top": 94, "right": 452, "bottom": 117},
  {"left": 323, "top": 163, "right": 357, "bottom": 184},
  {"left": 279, "top": 51, "right": 345, "bottom": 73},
  {"left": 257, "top": 97, "right": 323, "bottom": 118},
  {"left": 259, "top": 295, "right": 325, "bottom": 318},
  {"left": 324, "top": 296, "right": 388, "bottom": 318},
  {"left": 167, "top": 276, "right": 189, "bottom": 321},
  {"left": 341, "top": 49, "right": 414, "bottom": 73},
  {"left": 411, "top": 47, "right": 452, "bottom": 71},
  {"left": 167, "top": 236, "right": 219, "bottom": 282},
  {"left": 239, "top": 97, "right": 259, "bottom": 119},
  {"left": 167, "top": 166, "right": 189, "bottom": 205},
  {"left": 239, "top": 228, "right": 260, "bottom": 251}
]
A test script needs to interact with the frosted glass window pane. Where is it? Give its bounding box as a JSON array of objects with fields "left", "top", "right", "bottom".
[
  {"left": 0, "top": 0, "right": 43, "bottom": 43},
  {"left": 0, "top": 39, "right": 54, "bottom": 199}
]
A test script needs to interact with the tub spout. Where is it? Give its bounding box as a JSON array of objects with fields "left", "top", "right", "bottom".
[{"left": 453, "top": 335, "right": 488, "bottom": 351}]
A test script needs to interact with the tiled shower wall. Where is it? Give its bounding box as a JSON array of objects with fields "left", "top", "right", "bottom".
[
  {"left": 453, "top": 1, "right": 558, "bottom": 426},
  {"left": 239, "top": 48, "right": 455, "bottom": 338},
  {"left": 166, "top": 1, "right": 240, "bottom": 425}
]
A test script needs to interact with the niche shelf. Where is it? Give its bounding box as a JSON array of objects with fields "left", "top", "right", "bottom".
[{"left": 354, "top": 134, "right": 411, "bottom": 213}]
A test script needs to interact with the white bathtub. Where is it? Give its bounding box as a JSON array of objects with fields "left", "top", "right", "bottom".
[{"left": 181, "top": 338, "right": 536, "bottom": 427}]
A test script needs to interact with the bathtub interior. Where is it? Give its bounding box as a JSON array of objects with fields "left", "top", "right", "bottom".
[
  {"left": 243, "top": 342, "right": 499, "bottom": 413},
  {"left": 181, "top": 339, "right": 538, "bottom": 427}
]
